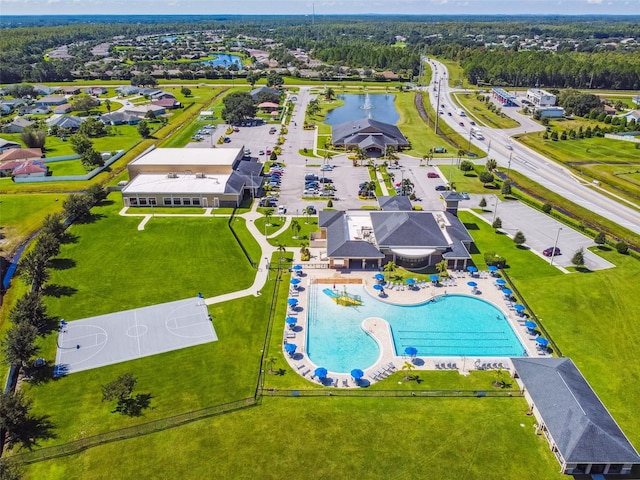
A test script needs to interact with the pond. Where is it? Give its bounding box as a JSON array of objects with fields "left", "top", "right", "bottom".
[
  {"left": 325, "top": 93, "right": 399, "bottom": 125},
  {"left": 200, "top": 54, "right": 242, "bottom": 68}
]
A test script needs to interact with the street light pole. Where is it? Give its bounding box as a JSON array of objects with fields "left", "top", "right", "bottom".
[
  {"left": 506, "top": 152, "right": 513, "bottom": 178},
  {"left": 550, "top": 227, "right": 562, "bottom": 266},
  {"left": 491, "top": 194, "right": 499, "bottom": 225},
  {"left": 400, "top": 169, "right": 405, "bottom": 196}
]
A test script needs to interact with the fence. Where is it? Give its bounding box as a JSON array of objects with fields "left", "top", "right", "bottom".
[
  {"left": 261, "top": 389, "right": 522, "bottom": 398},
  {"left": 500, "top": 269, "right": 562, "bottom": 358},
  {"left": 9, "top": 397, "right": 256, "bottom": 465},
  {"left": 227, "top": 207, "right": 257, "bottom": 268},
  {"left": 14, "top": 150, "right": 126, "bottom": 183}
]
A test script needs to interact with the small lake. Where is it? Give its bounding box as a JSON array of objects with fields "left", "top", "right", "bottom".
[
  {"left": 325, "top": 94, "right": 399, "bottom": 125},
  {"left": 201, "top": 54, "right": 242, "bottom": 68}
]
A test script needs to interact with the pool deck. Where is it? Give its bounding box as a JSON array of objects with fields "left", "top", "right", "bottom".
[{"left": 284, "top": 268, "right": 549, "bottom": 388}]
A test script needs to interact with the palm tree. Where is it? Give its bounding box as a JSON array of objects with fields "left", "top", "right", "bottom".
[
  {"left": 401, "top": 178, "right": 414, "bottom": 196},
  {"left": 486, "top": 158, "right": 497, "bottom": 172},
  {"left": 264, "top": 208, "right": 274, "bottom": 227},
  {"left": 277, "top": 244, "right": 287, "bottom": 261},
  {"left": 324, "top": 87, "right": 335, "bottom": 100},
  {"left": 290, "top": 218, "right": 301, "bottom": 239},
  {"left": 383, "top": 261, "right": 396, "bottom": 281},
  {"left": 435, "top": 259, "right": 449, "bottom": 279},
  {"left": 401, "top": 361, "right": 416, "bottom": 381},
  {"left": 266, "top": 356, "right": 278, "bottom": 374}
]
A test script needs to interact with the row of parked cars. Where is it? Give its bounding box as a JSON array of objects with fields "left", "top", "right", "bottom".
[
  {"left": 303, "top": 167, "right": 335, "bottom": 198},
  {"left": 259, "top": 163, "right": 286, "bottom": 207}
]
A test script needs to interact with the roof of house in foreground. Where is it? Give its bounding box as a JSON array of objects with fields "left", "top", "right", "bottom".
[{"left": 512, "top": 357, "right": 640, "bottom": 465}]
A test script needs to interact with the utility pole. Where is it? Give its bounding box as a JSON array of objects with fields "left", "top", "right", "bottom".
[{"left": 434, "top": 80, "right": 441, "bottom": 134}]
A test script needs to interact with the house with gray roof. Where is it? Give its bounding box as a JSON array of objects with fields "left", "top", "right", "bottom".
[
  {"left": 47, "top": 115, "right": 83, "bottom": 131},
  {"left": 250, "top": 86, "right": 280, "bottom": 101},
  {"left": 511, "top": 357, "right": 640, "bottom": 475},
  {"left": 3, "top": 117, "right": 34, "bottom": 134},
  {"left": 318, "top": 196, "right": 473, "bottom": 270},
  {"left": 331, "top": 118, "right": 409, "bottom": 157}
]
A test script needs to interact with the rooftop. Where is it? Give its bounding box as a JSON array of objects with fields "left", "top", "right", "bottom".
[
  {"left": 122, "top": 173, "right": 230, "bottom": 194},
  {"left": 131, "top": 148, "right": 242, "bottom": 167}
]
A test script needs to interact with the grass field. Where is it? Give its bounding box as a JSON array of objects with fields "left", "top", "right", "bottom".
[
  {"left": 452, "top": 92, "right": 520, "bottom": 129},
  {"left": 0, "top": 193, "right": 65, "bottom": 254}
]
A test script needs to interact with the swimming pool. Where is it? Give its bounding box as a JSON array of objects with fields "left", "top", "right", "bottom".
[{"left": 306, "top": 284, "right": 527, "bottom": 373}]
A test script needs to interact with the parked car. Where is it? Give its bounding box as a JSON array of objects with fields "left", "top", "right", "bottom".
[
  {"left": 435, "top": 185, "right": 447, "bottom": 191},
  {"left": 447, "top": 112, "right": 452, "bottom": 116},
  {"left": 427, "top": 172, "right": 439, "bottom": 178},
  {"left": 320, "top": 164, "right": 333, "bottom": 171},
  {"left": 303, "top": 189, "right": 319, "bottom": 196},
  {"left": 259, "top": 150, "right": 265, "bottom": 155},
  {"left": 259, "top": 198, "right": 276, "bottom": 207},
  {"left": 266, "top": 149, "right": 272, "bottom": 155},
  {"left": 469, "top": 121, "right": 476, "bottom": 126},
  {"left": 543, "top": 247, "right": 561, "bottom": 257},
  {"left": 459, "top": 122, "right": 464, "bottom": 127},
  {"left": 233, "top": 127, "right": 239, "bottom": 132},
  {"left": 277, "top": 205, "right": 287, "bottom": 215},
  {"left": 224, "top": 137, "right": 231, "bottom": 143},
  {"left": 305, "top": 174, "right": 319, "bottom": 181},
  {"left": 388, "top": 164, "right": 401, "bottom": 170},
  {"left": 318, "top": 177, "right": 333, "bottom": 183},
  {"left": 305, "top": 205, "right": 317, "bottom": 215}
]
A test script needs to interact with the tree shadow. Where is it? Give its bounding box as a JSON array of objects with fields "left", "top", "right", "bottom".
[
  {"left": 7, "top": 413, "right": 57, "bottom": 451},
  {"left": 76, "top": 212, "right": 106, "bottom": 225},
  {"left": 47, "top": 258, "right": 76, "bottom": 270},
  {"left": 114, "top": 393, "right": 153, "bottom": 417},
  {"left": 23, "top": 363, "right": 57, "bottom": 385},
  {"left": 596, "top": 245, "right": 612, "bottom": 252},
  {"left": 575, "top": 266, "right": 594, "bottom": 274},
  {"left": 275, "top": 368, "right": 287, "bottom": 376},
  {"left": 42, "top": 284, "right": 78, "bottom": 298},
  {"left": 60, "top": 232, "right": 79, "bottom": 244},
  {"left": 463, "top": 222, "right": 480, "bottom": 231}
]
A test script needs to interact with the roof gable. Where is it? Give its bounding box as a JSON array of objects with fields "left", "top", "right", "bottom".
[{"left": 371, "top": 212, "right": 448, "bottom": 248}]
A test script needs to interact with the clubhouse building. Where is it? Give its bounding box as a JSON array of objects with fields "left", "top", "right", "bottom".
[
  {"left": 331, "top": 118, "right": 410, "bottom": 157},
  {"left": 317, "top": 195, "right": 473, "bottom": 270},
  {"left": 121, "top": 147, "right": 263, "bottom": 208}
]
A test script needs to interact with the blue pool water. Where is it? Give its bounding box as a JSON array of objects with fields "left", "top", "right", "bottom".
[
  {"left": 325, "top": 94, "right": 400, "bottom": 125},
  {"left": 306, "top": 284, "right": 527, "bottom": 373},
  {"left": 201, "top": 54, "right": 242, "bottom": 68}
]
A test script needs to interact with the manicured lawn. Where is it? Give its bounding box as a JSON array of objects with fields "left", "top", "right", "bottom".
[
  {"left": 45, "top": 159, "right": 87, "bottom": 176},
  {"left": 459, "top": 211, "right": 640, "bottom": 446},
  {"left": 0, "top": 193, "right": 65, "bottom": 254},
  {"left": 268, "top": 216, "right": 319, "bottom": 247},
  {"left": 22, "top": 396, "right": 563, "bottom": 480},
  {"left": 42, "top": 195, "right": 258, "bottom": 321},
  {"left": 452, "top": 92, "right": 520, "bottom": 129}
]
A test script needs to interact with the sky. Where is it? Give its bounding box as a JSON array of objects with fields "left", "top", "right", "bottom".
[{"left": 1, "top": 0, "right": 639, "bottom": 16}]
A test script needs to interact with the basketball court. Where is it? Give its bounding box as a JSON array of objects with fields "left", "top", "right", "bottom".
[{"left": 54, "top": 297, "right": 217, "bottom": 376}]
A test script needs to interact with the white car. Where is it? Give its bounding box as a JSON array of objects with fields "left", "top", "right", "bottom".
[
  {"left": 277, "top": 205, "right": 287, "bottom": 214},
  {"left": 320, "top": 164, "right": 333, "bottom": 171}
]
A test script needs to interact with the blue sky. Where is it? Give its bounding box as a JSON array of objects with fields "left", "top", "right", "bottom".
[{"left": 1, "top": 0, "right": 639, "bottom": 16}]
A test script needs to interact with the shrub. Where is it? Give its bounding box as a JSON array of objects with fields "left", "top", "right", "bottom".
[
  {"left": 541, "top": 203, "right": 552, "bottom": 214},
  {"left": 484, "top": 252, "right": 506, "bottom": 268},
  {"left": 594, "top": 232, "right": 606, "bottom": 245},
  {"left": 327, "top": 199, "right": 333, "bottom": 208},
  {"left": 615, "top": 241, "right": 629, "bottom": 254}
]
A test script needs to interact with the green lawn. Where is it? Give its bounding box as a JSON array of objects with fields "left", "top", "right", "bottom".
[
  {"left": 267, "top": 216, "right": 319, "bottom": 247},
  {"left": 45, "top": 159, "right": 87, "bottom": 176},
  {"left": 0, "top": 193, "right": 65, "bottom": 254},
  {"left": 452, "top": 92, "right": 520, "bottom": 129}
]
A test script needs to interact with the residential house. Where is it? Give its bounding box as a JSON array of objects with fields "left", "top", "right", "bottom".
[
  {"left": 121, "top": 147, "right": 263, "bottom": 208},
  {"left": 0, "top": 99, "right": 26, "bottom": 114},
  {"left": 99, "top": 112, "right": 141, "bottom": 125},
  {"left": 3, "top": 117, "right": 34, "bottom": 133},
  {"left": 0, "top": 138, "right": 21, "bottom": 152},
  {"left": 622, "top": 110, "right": 640, "bottom": 123},
  {"left": 33, "top": 84, "right": 55, "bottom": 95},
  {"left": 116, "top": 85, "right": 140, "bottom": 96},
  {"left": 331, "top": 118, "right": 410, "bottom": 157},
  {"left": 36, "top": 95, "right": 67, "bottom": 107},
  {"left": 52, "top": 104, "right": 73, "bottom": 114},
  {"left": 249, "top": 86, "right": 280, "bottom": 101},
  {"left": 18, "top": 105, "right": 50, "bottom": 115},
  {"left": 11, "top": 159, "right": 48, "bottom": 178},
  {"left": 0, "top": 148, "right": 43, "bottom": 176},
  {"left": 152, "top": 98, "right": 182, "bottom": 110},
  {"left": 60, "top": 86, "right": 81, "bottom": 95},
  {"left": 47, "top": 115, "right": 84, "bottom": 132},
  {"left": 124, "top": 104, "right": 166, "bottom": 118},
  {"left": 512, "top": 358, "right": 640, "bottom": 475},
  {"left": 84, "top": 87, "right": 107, "bottom": 96}
]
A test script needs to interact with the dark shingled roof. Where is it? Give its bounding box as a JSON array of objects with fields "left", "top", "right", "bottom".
[
  {"left": 512, "top": 358, "right": 640, "bottom": 465},
  {"left": 377, "top": 196, "right": 413, "bottom": 211},
  {"left": 319, "top": 211, "right": 384, "bottom": 259},
  {"left": 441, "top": 191, "right": 468, "bottom": 202},
  {"left": 370, "top": 212, "right": 448, "bottom": 248},
  {"left": 331, "top": 118, "right": 409, "bottom": 148}
]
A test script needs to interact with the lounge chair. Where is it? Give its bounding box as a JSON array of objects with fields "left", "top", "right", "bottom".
[
  {"left": 342, "top": 378, "right": 349, "bottom": 387},
  {"left": 435, "top": 361, "right": 442, "bottom": 369},
  {"left": 296, "top": 363, "right": 306, "bottom": 370},
  {"left": 387, "top": 283, "right": 394, "bottom": 291},
  {"left": 332, "top": 377, "right": 338, "bottom": 387},
  {"left": 301, "top": 369, "right": 311, "bottom": 376},
  {"left": 369, "top": 373, "right": 379, "bottom": 381},
  {"left": 446, "top": 362, "right": 453, "bottom": 369},
  {"left": 385, "top": 362, "right": 397, "bottom": 372},
  {"left": 451, "top": 362, "right": 457, "bottom": 370},
  {"left": 286, "top": 331, "right": 296, "bottom": 339}
]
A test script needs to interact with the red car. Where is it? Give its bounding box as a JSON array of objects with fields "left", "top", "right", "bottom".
[{"left": 427, "top": 172, "right": 439, "bottom": 178}]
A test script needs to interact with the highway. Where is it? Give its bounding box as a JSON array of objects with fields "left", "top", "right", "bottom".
[{"left": 425, "top": 58, "right": 640, "bottom": 236}]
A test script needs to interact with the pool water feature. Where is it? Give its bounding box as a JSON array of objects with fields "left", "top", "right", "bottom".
[
  {"left": 325, "top": 94, "right": 400, "bottom": 125},
  {"left": 200, "top": 54, "right": 242, "bottom": 68},
  {"left": 306, "top": 284, "right": 527, "bottom": 373}
]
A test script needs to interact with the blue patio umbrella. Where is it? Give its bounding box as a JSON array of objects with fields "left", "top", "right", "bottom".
[
  {"left": 536, "top": 337, "right": 549, "bottom": 347},
  {"left": 292, "top": 265, "right": 303, "bottom": 271},
  {"left": 467, "top": 281, "right": 478, "bottom": 287},
  {"left": 524, "top": 321, "right": 537, "bottom": 329},
  {"left": 406, "top": 278, "right": 416, "bottom": 285},
  {"left": 288, "top": 298, "right": 298, "bottom": 306},
  {"left": 495, "top": 279, "right": 507, "bottom": 286},
  {"left": 374, "top": 273, "right": 385, "bottom": 281},
  {"left": 488, "top": 265, "right": 498, "bottom": 272},
  {"left": 514, "top": 304, "right": 526, "bottom": 312},
  {"left": 286, "top": 316, "right": 298, "bottom": 326},
  {"left": 502, "top": 288, "right": 513, "bottom": 296},
  {"left": 429, "top": 274, "right": 440, "bottom": 282},
  {"left": 467, "top": 265, "right": 478, "bottom": 273},
  {"left": 315, "top": 367, "right": 328, "bottom": 379},
  {"left": 351, "top": 369, "right": 364, "bottom": 380},
  {"left": 290, "top": 278, "right": 301, "bottom": 285},
  {"left": 405, "top": 346, "right": 418, "bottom": 357},
  {"left": 373, "top": 284, "right": 384, "bottom": 291},
  {"left": 284, "top": 343, "right": 297, "bottom": 355}
]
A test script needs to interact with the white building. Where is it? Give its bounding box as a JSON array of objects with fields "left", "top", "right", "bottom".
[{"left": 526, "top": 88, "right": 557, "bottom": 107}]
